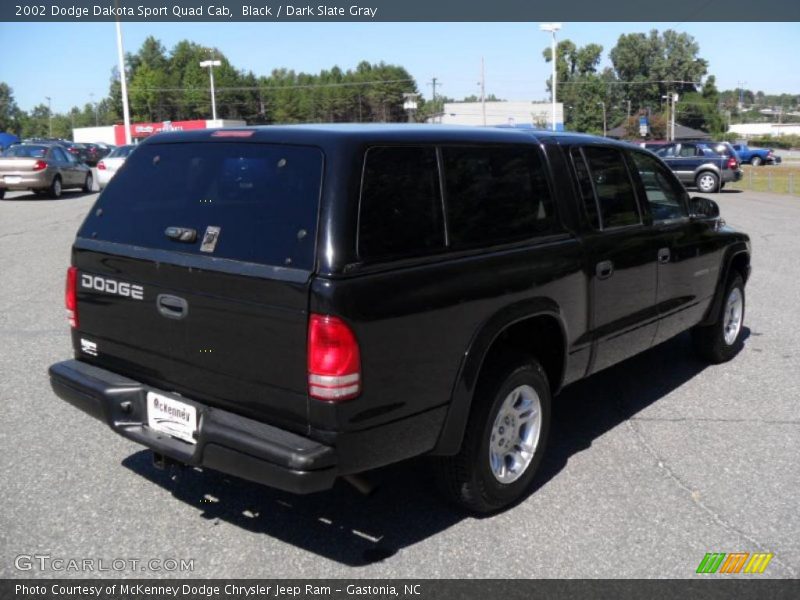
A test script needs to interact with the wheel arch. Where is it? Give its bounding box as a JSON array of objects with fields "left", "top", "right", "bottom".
[
  {"left": 431, "top": 298, "right": 568, "bottom": 456},
  {"left": 699, "top": 244, "right": 750, "bottom": 327}
]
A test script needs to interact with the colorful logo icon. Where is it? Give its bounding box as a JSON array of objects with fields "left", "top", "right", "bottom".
[{"left": 696, "top": 552, "right": 773, "bottom": 574}]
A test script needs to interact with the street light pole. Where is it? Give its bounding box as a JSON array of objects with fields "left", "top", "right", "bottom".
[
  {"left": 200, "top": 59, "right": 222, "bottom": 121},
  {"left": 114, "top": 18, "right": 132, "bottom": 144},
  {"left": 540, "top": 23, "right": 562, "bottom": 131}
]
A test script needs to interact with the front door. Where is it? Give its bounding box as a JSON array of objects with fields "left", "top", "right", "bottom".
[
  {"left": 570, "top": 145, "right": 660, "bottom": 374},
  {"left": 627, "top": 149, "right": 719, "bottom": 343}
]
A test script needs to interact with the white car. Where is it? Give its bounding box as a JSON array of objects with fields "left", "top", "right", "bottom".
[{"left": 96, "top": 145, "right": 135, "bottom": 189}]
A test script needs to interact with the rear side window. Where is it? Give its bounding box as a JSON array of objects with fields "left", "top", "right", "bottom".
[
  {"left": 4, "top": 145, "right": 47, "bottom": 158},
  {"left": 441, "top": 146, "right": 555, "bottom": 249},
  {"left": 570, "top": 148, "right": 601, "bottom": 229},
  {"left": 79, "top": 142, "right": 323, "bottom": 270},
  {"left": 358, "top": 147, "right": 444, "bottom": 261},
  {"left": 580, "top": 147, "right": 641, "bottom": 229}
]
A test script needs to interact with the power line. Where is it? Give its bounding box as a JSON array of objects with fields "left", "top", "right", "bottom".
[{"left": 125, "top": 79, "right": 416, "bottom": 93}]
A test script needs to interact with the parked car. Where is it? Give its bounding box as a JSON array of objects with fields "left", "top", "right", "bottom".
[
  {"left": 731, "top": 143, "right": 781, "bottom": 166},
  {"left": 63, "top": 142, "right": 90, "bottom": 164},
  {"left": 82, "top": 143, "right": 111, "bottom": 166},
  {"left": 0, "top": 143, "right": 93, "bottom": 198},
  {"left": 648, "top": 141, "right": 742, "bottom": 192},
  {"left": 48, "top": 126, "right": 751, "bottom": 513},
  {"left": 96, "top": 144, "right": 135, "bottom": 188}
]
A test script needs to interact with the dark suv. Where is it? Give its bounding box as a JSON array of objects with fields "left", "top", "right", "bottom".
[
  {"left": 49, "top": 125, "right": 751, "bottom": 513},
  {"left": 648, "top": 141, "right": 742, "bottom": 193}
]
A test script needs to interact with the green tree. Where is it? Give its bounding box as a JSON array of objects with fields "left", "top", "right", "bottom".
[
  {"left": 0, "top": 82, "right": 23, "bottom": 134},
  {"left": 609, "top": 29, "right": 708, "bottom": 116}
]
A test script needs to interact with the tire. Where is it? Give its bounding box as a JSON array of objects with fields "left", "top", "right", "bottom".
[
  {"left": 48, "top": 176, "right": 62, "bottom": 199},
  {"left": 83, "top": 172, "right": 93, "bottom": 193},
  {"left": 750, "top": 156, "right": 762, "bottom": 167},
  {"left": 695, "top": 171, "right": 720, "bottom": 193},
  {"left": 692, "top": 274, "right": 745, "bottom": 364},
  {"left": 0, "top": 188, "right": 5, "bottom": 199},
  {"left": 435, "top": 360, "right": 551, "bottom": 514}
]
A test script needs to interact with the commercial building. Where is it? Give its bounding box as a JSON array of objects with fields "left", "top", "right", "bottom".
[
  {"left": 72, "top": 119, "right": 247, "bottom": 145},
  {"left": 431, "top": 101, "right": 564, "bottom": 130}
]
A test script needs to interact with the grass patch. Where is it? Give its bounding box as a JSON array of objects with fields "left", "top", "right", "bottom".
[{"left": 728, "top": 164, "right": 800, "bottom": 196}]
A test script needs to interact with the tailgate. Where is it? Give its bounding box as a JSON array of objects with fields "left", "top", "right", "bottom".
[{"left": 71, "top": 139, "right": 324, "bottom": 433}]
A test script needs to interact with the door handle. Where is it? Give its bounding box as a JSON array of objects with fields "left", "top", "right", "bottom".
[
  {"left": 658, "top": 247, "right": 671, "bottom": 264},
  {"left": 156, "top": 294, "right": 188, "bottom": 320},
  {"left": 596, "top": 260, "right": 614, "bottom": 280}
]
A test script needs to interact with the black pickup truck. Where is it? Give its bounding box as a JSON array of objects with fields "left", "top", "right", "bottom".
[{"left": 49, "top": 125, "right": 751, "bottom": 513}]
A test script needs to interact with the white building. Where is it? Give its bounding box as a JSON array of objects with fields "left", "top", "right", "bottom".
[
  {"left": 728, "top": 123, "right": 800, "bottom": 139},
  {"left": 433, "top": 101, "right": 564, "bottom": 130}
]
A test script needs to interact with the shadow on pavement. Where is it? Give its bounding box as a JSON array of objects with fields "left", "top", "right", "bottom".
[{"left": 122, "top": 329, "right": 750, "bottom": 566}]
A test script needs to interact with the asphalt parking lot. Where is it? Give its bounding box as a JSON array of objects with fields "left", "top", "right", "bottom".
[{"left": 0, "top": 187, "right": 798, "bottom": 578}]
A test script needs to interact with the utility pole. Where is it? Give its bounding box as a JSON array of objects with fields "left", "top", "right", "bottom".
[
  {"left": 428, "top": 77, "right": 439, "bottom": 103},
  {"left": 45, "top": 96, "right": 52, "bottom": 137},
  {"left": 90, "top": 92, "right": 98, "bottom": 126},
  {"left": 480, "top": 58, "right": 486, "bottom": 126},
  {"left": 671, "top": 92, "right": 677, "bottom": 141},
  {"left": 428, "top": 77, "right": 441, "bottom": 123},
  {"left": 626, "top": 99, "right": 631, "bottom": 120},
  {"left": 598, "top": 101, "right": 607, "bottom": 137}
]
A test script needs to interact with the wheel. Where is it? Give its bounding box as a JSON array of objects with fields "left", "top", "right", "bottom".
[
  {"left": 695, "top": 171, "right": 720, "bottom": 193},
  {"left": 435, "top": 360, "right": 551, "bottom": 513},
  {"left": 0, "top": 188, "right": 5, "bottom": 199},
  {"left": 750, "top": 156, "right": 762, "bottom": 166},
  {"left": 692, "top": 274, "right": 745, "bottom": 363},
  {"left": 83, "top": 172, "right": 93, "bottom": 193},
  {"left": 48, "top": 176, "right": 62, "bottom": 199}
]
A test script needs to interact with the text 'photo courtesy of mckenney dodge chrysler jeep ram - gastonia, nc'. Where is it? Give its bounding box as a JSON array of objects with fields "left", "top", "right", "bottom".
[{"left": 47, "top": 124, "right": 751, "bottom": 513}]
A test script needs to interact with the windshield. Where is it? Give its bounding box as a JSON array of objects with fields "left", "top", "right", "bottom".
[
  {"left": 108, "top": 145, "right": 135, "bottom": 159},
  {"left": 80, "top": 142, "right": 323, "bottom": 270}
]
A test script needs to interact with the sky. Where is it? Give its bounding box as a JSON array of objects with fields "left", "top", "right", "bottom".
[{"left": 1, "top": 21, "right": 798, "bottom": 113}]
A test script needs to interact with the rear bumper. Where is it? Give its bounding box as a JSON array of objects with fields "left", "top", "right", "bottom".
[
  {"left": 0, "top": 172, "right": 50, "bottom": 190},
  {"left": 724, "top": 169, "right": 743, "bottom": 183},
  {"left": 49, "top": 360, "right": 338, "bottom": 494}
]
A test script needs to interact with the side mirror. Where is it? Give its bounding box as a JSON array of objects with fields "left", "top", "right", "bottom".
[{"left": 690, "top": 196, "right": 720, "bottom": 219}]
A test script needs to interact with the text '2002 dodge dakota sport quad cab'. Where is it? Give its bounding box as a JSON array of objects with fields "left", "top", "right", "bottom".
[{"left": 49, "top": 125, "right": 751, "bottom": 513}]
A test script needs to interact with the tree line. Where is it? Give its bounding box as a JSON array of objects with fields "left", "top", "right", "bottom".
[{"left": 1, "top": 30, "right": 798, "bottom": 140}]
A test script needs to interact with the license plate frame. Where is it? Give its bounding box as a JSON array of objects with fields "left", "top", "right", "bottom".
[{"left": 146, "top": 391, "right": 198, "bottom": 444}]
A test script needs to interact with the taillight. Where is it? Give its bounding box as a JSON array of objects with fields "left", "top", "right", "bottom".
[
  {"left": 32, "top": 160, "right": 47, "bottom": 171},
  {"left": 97, "top": 161, "right": 106, "bottom": 170},
  {"left": 307, "top": 314, "right": 361, "bottom": 401},
  {"left": 65, "top": 266, "right": 78, "bottom": 328},
  {"left": 726, "top": 157, "right": 737, "bottom": 169}
]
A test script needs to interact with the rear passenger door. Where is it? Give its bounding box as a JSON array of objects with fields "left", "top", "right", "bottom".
[{"left": 570, "top": 145, "right": 660, "bottom": 373}]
